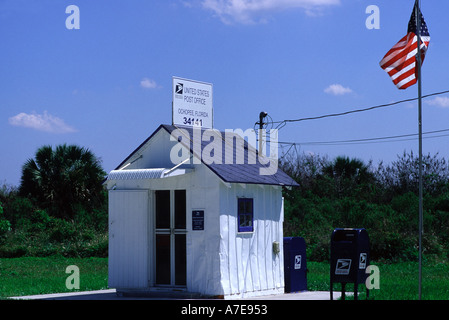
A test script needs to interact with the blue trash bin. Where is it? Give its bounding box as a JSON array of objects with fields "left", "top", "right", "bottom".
[{"left": 283, "top": 237, "right": 307, "bottom": 292}]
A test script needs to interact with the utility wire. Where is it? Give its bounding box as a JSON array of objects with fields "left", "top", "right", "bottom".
[
  {"left": 271, "top": 128, "right": 449, "bottom": 147},
  {"left": 270, "top": 89, "right": 449, "bottom": 129},
  {"left": 260, "top": 90, "right": 449, "bottom": 158}
]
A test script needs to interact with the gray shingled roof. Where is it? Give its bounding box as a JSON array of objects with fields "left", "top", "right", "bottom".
[{"left": 115, "top": 124, "right": 298, "bottom": 187}]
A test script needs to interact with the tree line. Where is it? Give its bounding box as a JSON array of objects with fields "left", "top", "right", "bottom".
[{"left": 280, "top": 150, "right": 449, "bottom": 262}]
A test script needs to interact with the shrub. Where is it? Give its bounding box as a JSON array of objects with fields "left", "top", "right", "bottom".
[
  {"left": 0, "top": 202, "right": 11, "bottom": 243},
  {"left": 48, "top": 218, "right": 77, "bottom": 243},
  {"left": 0, "top": 184, "right": 108, "bottom": 258},
  {"left": 3, "top": 196, "right": 34, "bottom": 228}
]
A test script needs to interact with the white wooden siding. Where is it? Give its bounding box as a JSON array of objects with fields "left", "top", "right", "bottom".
[
  {"left": 219, "top": 183, "right": 284, "bottom": 298},
  {"left": 108, "top": 190, "right": 149, "bottom": 289}
]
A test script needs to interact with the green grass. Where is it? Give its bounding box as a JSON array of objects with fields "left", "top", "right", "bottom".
[
  {"left": 1, "top": 258, "right": 449, "bottom": 300},
  {"left": 307, "top": 261, "right": 449, "bottom": 300},
  {"left": 0, "top": 256, "right": 108, "bottom": 298}
]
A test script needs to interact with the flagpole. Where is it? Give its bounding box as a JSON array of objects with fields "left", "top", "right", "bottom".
[{"left": 415, "top": 0, "right": 424, "bottom": 300}]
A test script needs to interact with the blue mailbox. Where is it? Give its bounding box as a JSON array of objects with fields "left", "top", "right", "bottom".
[
  {"left": 283, "top": 237, "right": 307, "bottom": 292},
  {"left": 330, "top": 228, "right": 370, "bottom": 300}
]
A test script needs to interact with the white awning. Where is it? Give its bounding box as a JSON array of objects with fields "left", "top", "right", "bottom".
[{"left": 107, "top": 168, "right": 193, "bottom": 181}]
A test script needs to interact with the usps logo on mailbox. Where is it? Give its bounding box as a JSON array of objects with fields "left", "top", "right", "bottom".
[
  {"left": 359, "top": 253, "right": 367, "bottom": 269},
  {"left": 335, "top": 259, "right": 352, "bottom": 275},
  {"left": 294, "top": 255, "right": 302, "bottom": 269}
]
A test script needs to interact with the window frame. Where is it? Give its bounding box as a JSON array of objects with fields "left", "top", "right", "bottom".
[{"left": 237, "top": 198, "right": 254, "bottom": 233}]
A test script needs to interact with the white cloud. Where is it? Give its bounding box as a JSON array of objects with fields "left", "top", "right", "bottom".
[
  {"left": 140, "top": 77, "right": 159, "bottom": 89},
  {"left": 202, "top": 0, "right": 340, "bottom": 24},
  {"left": 324, "top": 84, "right": 353, "bottom": 95},
  {"left": 425, "top": 96, "right": 449, "bottom": 108},
  {"left": 8, "top": 111, "right": 76, "bottom": 134}
]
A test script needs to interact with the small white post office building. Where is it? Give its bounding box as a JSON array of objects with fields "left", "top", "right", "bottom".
[{"left": 105, "top": 124, "right": 298, "bottom": 299}]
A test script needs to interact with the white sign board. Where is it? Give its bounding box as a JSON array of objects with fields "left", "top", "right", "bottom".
[{"left": 172, "top": 77, "right": 213, "bottom": 129}]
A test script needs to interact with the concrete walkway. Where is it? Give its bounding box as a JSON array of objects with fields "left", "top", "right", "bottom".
[{"left": 10, "top": 289, "right": 343, "bottom": 300}]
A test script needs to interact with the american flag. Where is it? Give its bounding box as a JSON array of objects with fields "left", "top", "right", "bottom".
[{"left": 379, "top": 1, "right": 430, "bottom": 90}]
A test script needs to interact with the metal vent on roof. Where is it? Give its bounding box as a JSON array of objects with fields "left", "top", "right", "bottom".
[{"left": 107, "top": 168, "right": 166, "bottom": 180}]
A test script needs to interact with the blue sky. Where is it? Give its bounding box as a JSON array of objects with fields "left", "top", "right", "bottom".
[{"left": 1, "top": 0, "right": 449, "bottom": 186}]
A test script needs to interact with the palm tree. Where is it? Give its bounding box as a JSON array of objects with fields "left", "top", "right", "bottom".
[
  {"left": 19, "top": 144, "right": 106, "bottom": 219},
  {"left": 321, "top": 156, "right": 374, "bottom": 198}
]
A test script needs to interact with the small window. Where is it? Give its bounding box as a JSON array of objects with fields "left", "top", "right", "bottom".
[{"left": 238, "top": 198, "right": 254, "bottom": 232}]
